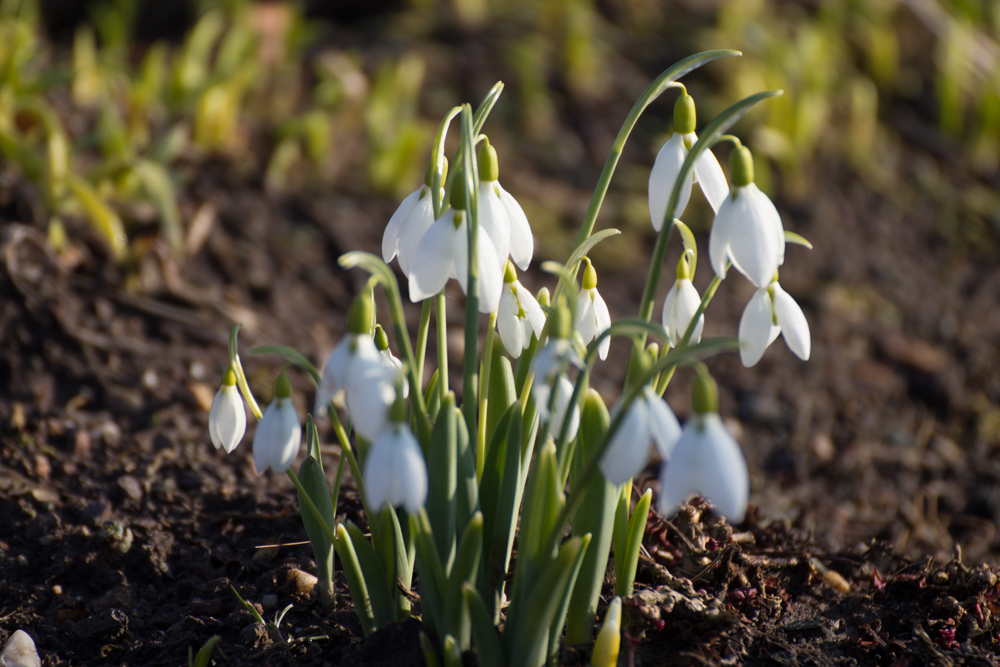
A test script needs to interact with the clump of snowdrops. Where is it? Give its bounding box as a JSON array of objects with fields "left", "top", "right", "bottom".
[{"left": 210, "top": 50, "right": 811, "bottom": 666}]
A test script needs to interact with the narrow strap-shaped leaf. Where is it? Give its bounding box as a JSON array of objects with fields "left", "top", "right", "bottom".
[
  {"left": 343, "top": 521, "right": 396, "bottom": 630},
  {"left": 411, "top": 510, "right": 448, "bottom": 633},
  {"left": 419, "top": 632, "right": 442, "bottom": 667},
  {"left": 485, "top": 343, "right": 516, "bottom": 454},
  {"left": 564, "top": 228, "right": 621, "bottom": 274},
  {"left": 426, "top": 393, "right": 458, "bottom": 570},
  {"left": 463, "top": 583, "right": 505, "bottom": 667},
  {"left": 443, "top": 635, "right": 462, "bottom": 667},
  {"left": 479, "top": 403, "right": 521, "bottom": 621},
  {"left": 611, "top": 481, "right": 632, "bottom": 590},
  {"left": 247, "top": 344, "right": 320, "bottom": 384},
  {"left": 444, "top": 512, "right": 484, "bottom": 650},
  {"left": 673, "top": 219, "right": 698, "bottom": 275},
  {"left": 333, "top": 524, "right": 376, "bottom": 636},
  {"left": 785, "top": 230, "right": 813, "bottom": 249},
  {"left": 616, "top": 489, "right": 652, "bottom": 597},
  {"left": 132, "top": 159, "right": 182, "bottom": 256},
  {"left": 454, "top": 404, "right": 478, "bottom": 537},
  {"left": 297, "top": 454, "right": 336, "bottom": 607},
  {"left": 227, "top": 324, "right": 262, "bottom": 419},
  {"left": 65, "top": 173, "right": 127, "bottom": 260}
]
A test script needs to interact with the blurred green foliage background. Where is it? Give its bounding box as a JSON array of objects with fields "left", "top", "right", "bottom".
[{"left": 0, "top": 0, "right": 997, "bottom": 274}]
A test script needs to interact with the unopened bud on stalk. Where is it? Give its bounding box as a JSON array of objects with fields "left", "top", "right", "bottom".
[
  {"left": 673, "top": 93, "right": 696, "bottom": 135},
  {"left": 729, "top": 145, "right": 754, "bottom": 187},
  {"left": 477, "top": 138, "right": 499, "bottom": 181},
  {"left": 449, "top": 170, "right": 467, "bottom": 210},
  {"left": 348, "top": 286, "right": 375, "bottom": 335}
]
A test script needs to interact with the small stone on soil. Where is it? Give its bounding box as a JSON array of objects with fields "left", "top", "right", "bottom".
[{"left": 0, "top": 630, "right": 41, "bottom": 667}]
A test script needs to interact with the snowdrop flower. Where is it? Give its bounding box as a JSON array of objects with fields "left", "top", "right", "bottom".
[
  {"left": 534, "top": 374, "right": 580, "bottom": 443},
  {"left": 209, "top": 366, "right": 246, "bottom": 454},
  {"left": 374, "top": 324, "right": 408, "bottom": 397},
  {"left": 253, "top": 372, "right": 302, "bottom": 474},
  {"left": 497, "top": 261, "right": 545, "bottom": 358},
  {"left": 530, "top": 303, "right": 581, "bottom": 384},
  {"left": 382, "top": 159, "right": 446, "bottom": 275},
  {"left": 661, "top": 252, "right": 704, "bottom": 348},
  {"left": 478, "top": 139, "right": 534, "bottom": 270},
  {"left": 738, "top": 277, "right": 810, "bottom": 367},
  {"left": 575, "top": 258, "right": 611, "bottom": 360},
  {"left": 363, "top": 396, "right": 428, "bottom": 513},
  {"left": 408, "top": 175, "right": 504, "bottom": 314},
  {"left": 315, "top": 288, "right": 380, "bottom": 415},
  {"left": 708, "top": 145, "right": 785, "bottom": 288},
  {"left": 599, "top": 385, "right": 681, "bottom": 485},
  {"left": 648, "top": 93, "right": 728, "bottom": 231},
  {"left": 658, "top": 372, "right": 748, "bottom": 523}
]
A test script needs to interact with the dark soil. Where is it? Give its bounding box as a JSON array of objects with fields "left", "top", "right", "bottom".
[{"left": 4, "top": 12, "right": 1000, "bottom": 667}]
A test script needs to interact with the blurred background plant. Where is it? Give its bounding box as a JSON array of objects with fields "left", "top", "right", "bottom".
[{"left": 2, "top": 0, "right": 997, "bottom": 276}]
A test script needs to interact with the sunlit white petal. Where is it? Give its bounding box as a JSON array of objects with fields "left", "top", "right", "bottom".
[
  {"left": 593, "top": 290, "right": 611, "bottom": 360},
  {"left": 382, "top": 187, "right": 422, "bottom": 264},
  {"left": 498, "top": 183, "right": 534, "bottom": 270},
  {"left": 738, "top": 288, "right": 778, "bottom": 367},
  {"left": 692, "top": 147, "right": 728, "bottom": 213},
  {"left": 479, "top": 181, "right": 511, "bottom": 266},
  {"left": 455, "top": 221, "right": 503, "bottom": 314},
  {"left": 600, "top": 396, "right": 650, "bottom": 485},
  {"left": 661, "top": 279, "right": 704, "bottom": 347},
  {"left": 657, "top": 413, "right": 748, "bottom": 523},
  {"left": 772, "top": 283, "right": 811, "bottom": 361},
  {"left": 498, "top": 284, "right": 525, "bottom": 357},
  {"left": 396, "top": 191, "right": 437, "bottom": 275},
  {"left": 645, "top": 387, "right": 682, "bottom": 459},
  {"left": 253, "top": 398, "right": 302, "bottom": 474},
  {"left": 363, "top": 423, "right": 428, "bottom": 514},
  {"left": 210, "top": 384, "right": 246, "bottom": 453},
  {"left": 649, "top": 133, "right": 693, "bottom": 232},
  {"left": 409, "top": 210, "right": 460, "bottom": 302}
]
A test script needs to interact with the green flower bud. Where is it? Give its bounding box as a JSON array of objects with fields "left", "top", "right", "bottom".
[
  {"left": 504, "top": 259, "right": 517, "bottom": 284},
  {"left": 550, "top": 300, "right": 572, "bottom": 339},
  {"left": 692, "top": 371, "right": 719, "bottom": 414},
  {"left": 478, "top": 138, "right": 499, "bottom": 182},
  {"left": 729, "top": 146, "right": 754, "bottom": 188},
  {"left": 374, "top": 324, "right": 389, "bottom": 351},
  {"left": 348, "top": 286, "right": 375, "bottom": 335},
  {"left": 673, "top": 93, "right": 696, "bottom": 135},
  {"left": 581, "top": 258, "right": 597, "bottom": 290},
  {"left": 222, "top": 366, "right": 237, "bottom": 386},
  {"left": 645, "top": 343, "right": 659, "bottom": 367},
  {"left": 274, "top": 372, "right": 291, "bottom": 399},
  {"left": 424, "top": 156, "right": 448, "bottom": 187}
]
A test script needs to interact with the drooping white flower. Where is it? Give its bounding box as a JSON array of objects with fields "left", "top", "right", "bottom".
[
  {"left": 374, "top": 324, "right": 408, "bottom": 397},
  {"left": 316, "top": 289, "right": 381, "bottom": 415},
  {"left": 383, "top": 159, "right": 446, "bottom": 274},
  {"left": 253, "top": 373, "right": 302, "bottom": 474},
  {"left": 344, "top": 361, "right": 398, "bottom": 442},
  {"left": 708, "top": 145, "right": 785, "bottom": 288},
  {"left": 648, "top": 93, "right": 728, "bottom": 231},
  {"left": 657, "top": 372, "right": 749, "bottom": 523},
  {"left": 209, "top": 367, "right": 246, "bottom": 454},
  {"left": 738, "top": 279, "right": 810, "bottom": 367},
  {"left": 575, "top": 259, "right": 611, "bottom": 360},
  {"left": 496, "top": 262, "right": 545, "bottom": 359},
  {"left": 363, "top": 400, "right": 428, "bottom": 514},
  {"left": 599, "top": 386, "right": 681, "bottom": 485},
  {"left": 534, "top": 374, "right": 580, "bottom": 443},
  {"left": 407, "top": 203, "right": 503, "bottom": 314},
  {"left": 661, "top": 277, "right": 704, "bottom": 348},
  {"left": 478, "top": 139, "right": 534, "bottom": 270}
]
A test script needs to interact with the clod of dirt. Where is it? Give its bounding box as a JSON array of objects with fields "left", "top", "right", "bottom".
[{"left": 0, "top": 630, "right": 41, "bottom": 667}]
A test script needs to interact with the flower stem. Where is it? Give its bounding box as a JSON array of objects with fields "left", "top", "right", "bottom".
[
  {"left": 655, "top": 273, "right": 723, "bottom": 396},
  {"left": 477, "top": 310, "right": 498, "bottom": 481},
  {"left": 436, "top": 292, "right": 449, "bottom": 402},
  {"left": 415, "top": 299, "right": 433, "bottom": 390},
  {"left": 460, "top": 105, "right": 481, "bottom": 434}
]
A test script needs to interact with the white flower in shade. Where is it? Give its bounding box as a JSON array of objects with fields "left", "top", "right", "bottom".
[
  {"left": 375, "top": 324, "right": 408, "bottom": 397},
  {"left": 209, "top": 367, "right": 246, "bottom": 454},
  {"left": 657, "top": 373, "right": 749, "bottom": 523},
  {"left": 316, "top": 290, "right": 380, "bottom": 416},
  {"left": 496, "top": 262, "right": 545, "bottom": 359},
  {"left": 575, "top": 259, "right": 611, "bottom": 360},
  {"left": 345, "top": 360, "right": 398, "bottom": 442},
  {"left": 708, "top": 146, "right": 784, "bottom": 288},
  {"left": 253, "top": 373, "right": 302, "bottom": 474},
  {"left": 648, "top": 94, "right": 728, "bottom": 231},
  {"left": 738, "top": 279, "right": 810, "bottom": 367},
  {"left": 478, "top": 139, "right": 534, "bottom": 270},
  {"left": 383, "top": 159, "right": 446, "bottom": 274},
  {"left": 661, "top": 254, "right": 704, "bottom": 348},
  {"left": 363, "top": 401, "right": 428, "bottom": 513},
  {"left": 407, "top": 204, "right": 503, "bottom": 314},
  {"left": 599, "top": 386, "right": 681, "bottom": 485},
  {"left": 533, "top": 374, "right": 580, "bottom": 443}
]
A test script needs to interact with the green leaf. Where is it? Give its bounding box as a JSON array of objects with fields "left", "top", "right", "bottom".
[
  {"left": 443, "top": 635, "right": 462, "bottom": 667},
  {"left": 485, "top": 343, "right": 516, "bottom": 452},
  {"left": 612, "top": 481, "right": 631, "bottom": 590},
  {"left": 565, "top": 390, "right": 617, "bottom": 644},
  {"left": 343, "top": 521, "right": 396, "bottom": 630},
  {"left": 673, "top": 219, "right": 698, "bottom": 275},
  {"left": 478, "top": 403, "right": 519, "bottom": 621},
  {"left": 332, "top": 525, "right": 377, "bottom": 635},
  {"left": 297, "top": 452, "right": 336, "bottom": 607},
  {"left": 784, "top": 230, "right": 813, "bottom": 249},
  {"left": 472, "top": 81, "right": 504, "bottom": 135},
  {"left": 426, "top": 393, "right": 458, "bottom": 570},
  {"left": 338, "top": 251, "right": 397, "bottom": 293},
  {"left": 444, "top": 512, "right": 483, "bottom": 650},
  {"left": 65, "top": 174, "right": 127, "bottom": 260},
  {"left": 412, "top": 510, "right": 448, "bottom": 634},
  {"left": 227, "top": 324, "right": 262, "bottom": 419},
  {"left": 616, "top": 489, "right": 651, "bottom": 597},
  {"left": 463, "top": 584, "right": 505, "bottom": 667},
  {"left": 420, "top": 632, "right": 442, "bottom": 667},
  {"left": 247, "top": 344, "right": 321, "bottom": 385},
  {"left": 132, "top": 159, "right": 182, "bottom": 256},
  {"left": 507, "top": 535, "right": 591, "bottom": 667},
  {"left": 191, "top": 635, "right": 220, "bottom": 667}
]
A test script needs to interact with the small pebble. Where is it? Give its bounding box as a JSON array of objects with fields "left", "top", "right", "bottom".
[
  {"left": 261, "top": 594, "right": 278, "bottom": 609},
  {"left": 287, "top": 568, "right": 318, "bottom": 595},
  {"left": 0, "top": 629, "right": 41, "bottom": 667},
  {"left": 52, "top": 585, "right": 62, "bottom": 595},
  {"left": 141, "top": 369, "right": 158, "bottom": 391}
]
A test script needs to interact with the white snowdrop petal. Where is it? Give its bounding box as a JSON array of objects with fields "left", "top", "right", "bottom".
[
  {"left": 362, "top": 430, "right": 395, "bottom": 510},
  {"left": 739, "top": 288, "right": 777, "bottom": 367},
  {"left": 346, "top": 361, "right": 396, "bottom": 441},
  {"left": 397, "top": 192, "right": 437, "bottom": 275},
  {"left": 593, "top": 290, "right": 611, "bottom": 360},
  {"left": 649, "top": 134, "right": 693, "bottom": 231},
  {"left": 216, "top": 386, "right": 246, "bottom": 454},
  {"left": 409, "top": 211, "right": 459, "bottom": 302},
  {"left": 693, "top": 147, "right": 729, "bottom": 213},
  {"left": 772, "top": 283, "right": 811, "bottom": 361},
  {"left": 575, "top": 291, "right": 598, "bottom": 344},
  {"left": 689, "top": 414, "right": 749, "bottom": 522},
  {"left": 397, "top": 429, "right": 429, "bottom": 513},
  {"left": 520, "top": 286, "right": 546, "bottom": 337},
  {"left": 479, "top": 181, "right": 511, "bottom": 265},
  {"left": 476, "top": 230, "right": 504, "bottom": 313},
  {"left": 677, "top": 279, "right": 705, "bottom": 345},
  {"left": 209, "top": 389, "right": 224, "bottom": 449},
  {"left": 725, "top": 186, "right": 783, "bottom": 288},
  {"left": 253, "top": 399, "right": 302, "bottom": 474},
  {"left": 708, "top": 199, "right": 734, "bottom": 280},
  {"left": 645, "top": 387, "right": 681, "bottom": 459},
  {"left": 552, "top": 375, "right": 580, "bottom": 443},
  {"left": 382, "top": 187, "right": 422, "bottom": 263},
  {"left": 599, "top": 398, "right": 650, "bottom": 485},
  {"left": 498, "top": 183, "right": 534, "bottom": 270},
  {"left": 497, "top": 285, "right": 524, "bottom": 357}
]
